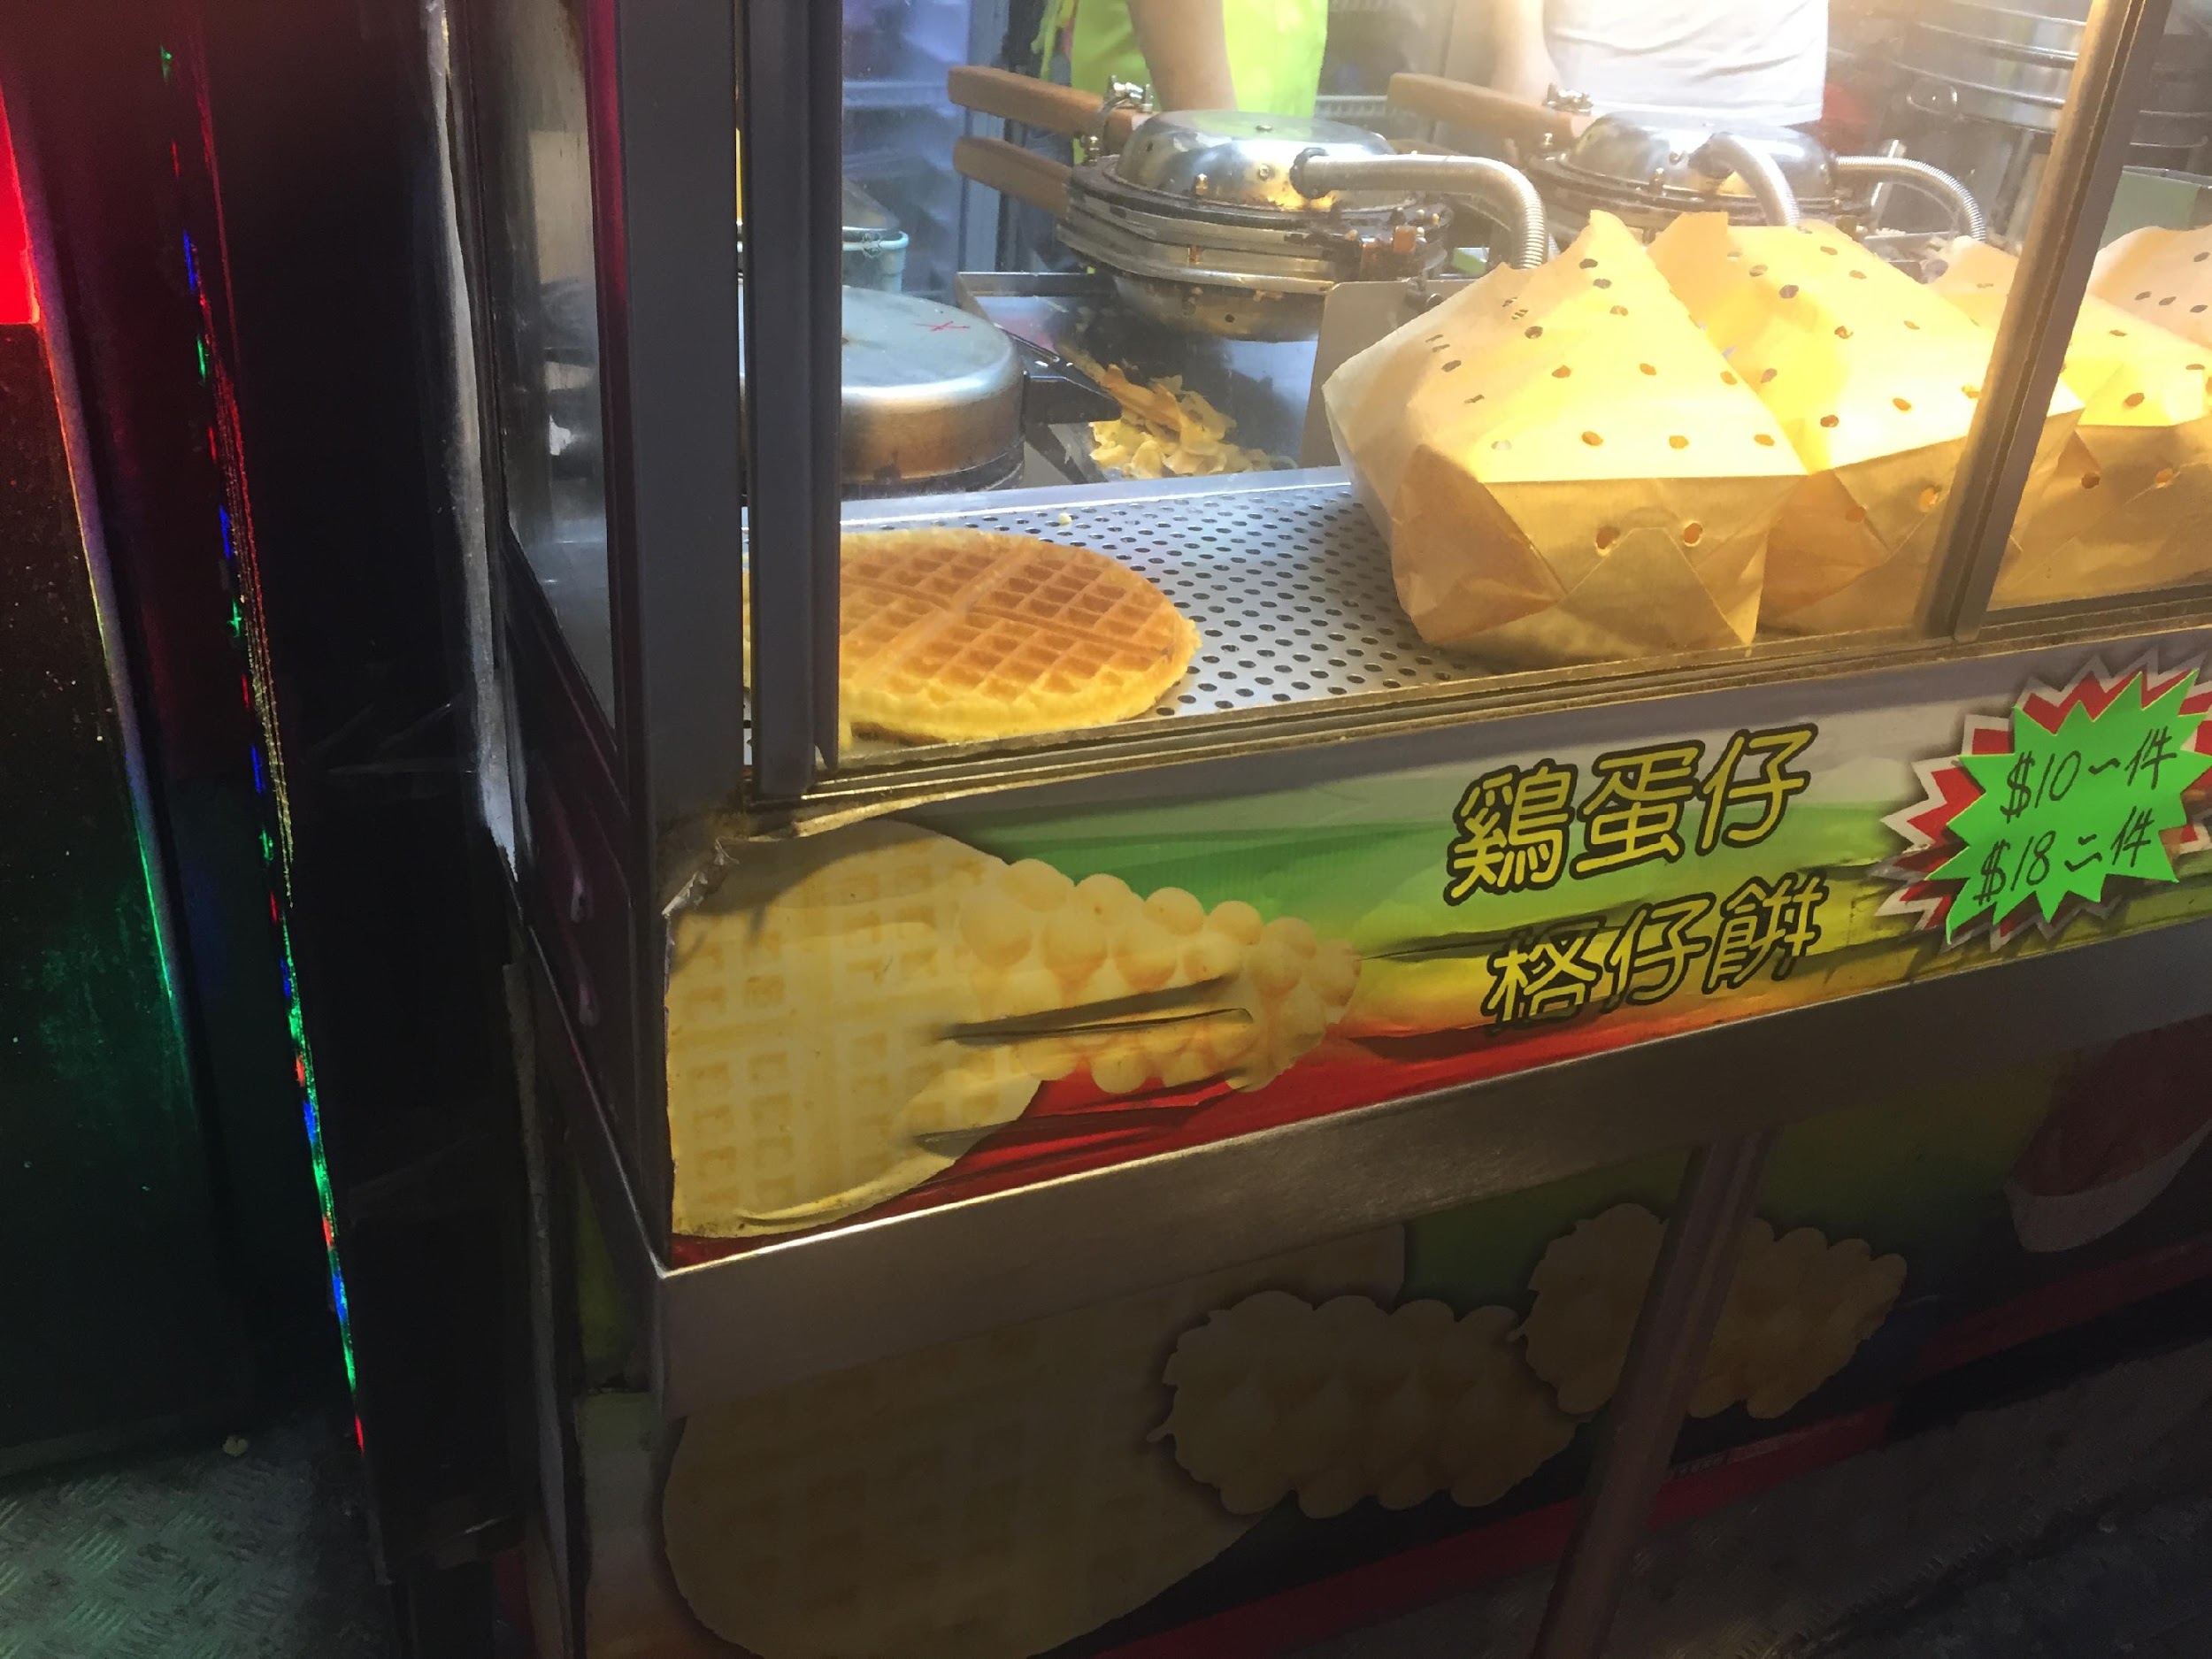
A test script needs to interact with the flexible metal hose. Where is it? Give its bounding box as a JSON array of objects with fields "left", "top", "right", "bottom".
[
  {"left": 1289, "top": 150, "right": 1550, "bottom": 270},
  {"left": 1689, "top": 132, "right": 1802, "bottom": 227},
  {"left": 1832, "top": 154, "right": 1990, "bottom": 242}
]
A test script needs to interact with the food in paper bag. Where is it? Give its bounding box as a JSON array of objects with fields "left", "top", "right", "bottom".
[
  {"left": 841, "top": 529, "right": 1199, "bottom": 742},
  {"left": 2089, "top": 220, "right": 2212, "bottom": 351},
  {"left": 1157, "top": 1293, "right": 1574, "bottom": 1517},
  {"left": 1647, "top": 215, "right": 2082, "bottom": 634},
  {"left": 664, "top": 823, "right": 1042, "bottom": 1237},
  {"left": 1325, "top": 211, "right": 1804, "bottom": 664},
  {"left": 1939, "top": 238, "right": 2212, "bottom": 605},
  {"left": 1517, "top": 1203, "right": 1906, "bottom": 1421},
  {"left": 664, "top": 1229, "right": 1404, "bottom": 1659}
]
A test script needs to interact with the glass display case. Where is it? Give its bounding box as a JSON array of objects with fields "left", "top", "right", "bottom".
[{"left": 458, "top": 0, "right": 2212, "bottom": 1433}]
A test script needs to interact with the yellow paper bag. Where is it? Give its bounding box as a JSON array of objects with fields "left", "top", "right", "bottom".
[
  {"left": 2090, "top": 221, "right": 2212, "bottom": 350},
  {"left": 1937, "top": 237, "right": 2212, "bottom": 606},
  {"left": 1647, "top": 215, "right": 2082, "bottom": 634},
  {"left": 1325, "top": 211, "right": 1804, "bottom": 665}
]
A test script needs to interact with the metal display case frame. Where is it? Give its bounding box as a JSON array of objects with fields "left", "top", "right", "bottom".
[{"left": 452, "top": 0, "right": 2212, "bottom": 1647}]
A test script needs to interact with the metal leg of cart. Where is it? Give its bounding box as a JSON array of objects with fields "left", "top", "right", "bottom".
[{"left": 1528, "top": 1130, "right": 1777, "bottom": 1659}]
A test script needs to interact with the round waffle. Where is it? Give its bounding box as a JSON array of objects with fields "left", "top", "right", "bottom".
[{"left": 841, "top": 528, "right": 1200, "bottom": 742}]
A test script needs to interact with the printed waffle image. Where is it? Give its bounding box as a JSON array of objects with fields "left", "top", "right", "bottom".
[
  {"left": 1325, "top": 209, "right": 1804, "bottom": 666},
  {"left": 1518, "top": 1203, "right": 1906, "bottom": 1420},
  {"left": 1517, "top": 1202, "right": 1668, "bottom": 1415},
  {"left": 1647, "top": 214, "right": 2082, "bottom": 634},
  {"left": 1156, "top": 1293, "right": 1575, "bottom": 1518},
  {"left": 958, "top": 861, "right": 1363, "bottom": 1092},
  {"left": 666, "top": 825, "right": 1365, "bottom": 1236},
  {"left": 664, "top": 822, "right": 1042, "bottom": 1238},
  {"left": 661, "top": 1228, "right": 1406, "bottom": 1659},
  {"left": 1936, "top": 237, "right": 2212, "bottom": 606},
  {"left": 841, "top": 528, "right": 1200, "bottom": 743},
  {"left": 1693, "top": 1219, "right": 1908, "bottom": 1419}
]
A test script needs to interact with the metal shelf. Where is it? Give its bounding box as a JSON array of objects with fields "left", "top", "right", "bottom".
[
  {"left": 543, "top": 907, "right": 2212, "bottom": 1419},
  {"left": 846, "top": 471, "right": 1480, "bottom": 720}
]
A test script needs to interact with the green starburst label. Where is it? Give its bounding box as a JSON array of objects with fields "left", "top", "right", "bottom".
[{"left": 1936, "top": 672, "right": 2212, "bottom": 941}]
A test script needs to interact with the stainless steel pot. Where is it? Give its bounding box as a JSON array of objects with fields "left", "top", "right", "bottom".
[{"left": 841, "top": 288, "right": 1024, "bottom": 495}]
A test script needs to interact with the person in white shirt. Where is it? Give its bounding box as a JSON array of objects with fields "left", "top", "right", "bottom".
[{"left": 1490, "top": 0, "right": 1828, "bottom": 131}]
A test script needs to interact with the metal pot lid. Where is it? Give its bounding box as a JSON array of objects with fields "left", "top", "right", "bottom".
[
  {"left": 1108, "top": 110, "right": 1409, "bottom": 212},
  {"left": 841, "top": 288, "right": 1021, "bottom": 487}
]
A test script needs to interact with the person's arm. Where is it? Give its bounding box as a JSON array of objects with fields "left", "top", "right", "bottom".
[
  {"left": 1489, "top": 0, "right": 1561, "bottom": 107},
  {"left": 1126, "top": 0, "right": 1240, "bottom": 112}
]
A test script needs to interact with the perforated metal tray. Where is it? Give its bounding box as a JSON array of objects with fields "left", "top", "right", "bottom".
[{"left": 840, "top": 467, "right": 1487, "bottom": 733}]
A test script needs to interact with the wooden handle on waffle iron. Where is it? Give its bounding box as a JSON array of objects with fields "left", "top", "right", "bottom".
[
  {"left": 1387, "top": 73, "right": 1575, "bottom": 151},
  {"left": 952, "top": 135, "right": 1072, "bottom": 218},
  {"left": 948, "top": 65, "right": 1142, "bottom": 150}
]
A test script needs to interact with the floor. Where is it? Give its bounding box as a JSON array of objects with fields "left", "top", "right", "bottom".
[
  {"left": 4, "top": 1342, "right": 2211, "bottom": 1659},
  {"left": 0, "top": 1414, "right": 391, "bottom": 1659}
]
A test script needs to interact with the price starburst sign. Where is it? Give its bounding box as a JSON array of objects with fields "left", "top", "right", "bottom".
[{"left": 1933, "top": 671, "right": 2212, "bottom": 941}]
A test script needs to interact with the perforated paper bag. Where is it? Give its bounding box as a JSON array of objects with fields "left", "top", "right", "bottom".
[
  {"left": 1325, "top": 211, "right": 1804, "bottom": 665},
  {"left": 2090, "top": 221, "right": 2212, "bottom": 350},
  {"left": 1647, "top": 215, "right": 2082, "bottom": 635},
  {"left": 1937, "top": 238, "right": 2212, "bottom": 606}
]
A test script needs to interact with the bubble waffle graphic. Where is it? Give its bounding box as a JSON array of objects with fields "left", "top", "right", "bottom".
[
  {"left": 662, "top": 1230, "right": 1405, "bottom": 1659},
  {"left": 666, "top": 827, "right": 1363, "bottom": 1236},
  {"left": 959, "top": 861, "right": 1363, "bottom": 1092},
  {"left": 1518, "top": 1204, "right": 1906, "bottom": 1421},
  {"left": 1155, "top": 1292, "right": 1576, "bottom": 1518},
  {"left": 1695, "top": 1220, "right": 1909, "bottom": 1419},
  {"left": 841, "top": 528, "right": 1200, "bottom": 743},
  {"left": 1517, "top": 1202, "right": 1667, "bottom": 1416}
]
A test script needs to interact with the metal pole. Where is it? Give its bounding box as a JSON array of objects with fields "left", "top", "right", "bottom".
[
  {"left": 1916, "top": 0, "right": 2173, "bottom": 640},
  {"left": 1529, "top": 1130, "right": 1776, "bottom": 1659},
  {"left": 741, "top": 0, "right": 844, "bottom": 798}
]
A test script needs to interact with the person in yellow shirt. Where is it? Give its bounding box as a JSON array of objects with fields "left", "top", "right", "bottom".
[{"left": 1033, "top": 0, "right": 1330, "bottom": 119}]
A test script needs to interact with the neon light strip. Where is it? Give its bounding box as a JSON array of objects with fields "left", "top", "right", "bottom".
[{"left": 162, "top": 37, "right": 361, "bottom": 1447}]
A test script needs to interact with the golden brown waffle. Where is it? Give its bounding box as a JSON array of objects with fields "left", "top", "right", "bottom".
[
  {"left": 1158, "top": 1293, "right": 1574, "bottom": 1517},
  {"left": 662, "top": 1229, "right": 1405, "bottom": 1659},
  {"left": 841, "top": 528, "right": 1200, "bottom": 742},
  {"left": 664, "top": 822, "right": 1041, "bottom": 1238}
]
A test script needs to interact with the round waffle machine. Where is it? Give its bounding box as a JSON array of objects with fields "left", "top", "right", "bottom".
[
  {"left": 948, "top": 68, "right": 1549, "bottom": 340},
  {"left": 1386, "top": 73, "right": 1988, "bottom": 250}
]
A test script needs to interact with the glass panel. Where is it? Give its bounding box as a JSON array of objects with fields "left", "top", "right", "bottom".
[
  {"left": 1968, "top": 12, "right": 2212, "bottom": 612},
  {"left": 823, "top": 0, "right": 2124, "bottom": 768},
  {"left": 479, "top": 0, "right": 614, "bottom": 712}
]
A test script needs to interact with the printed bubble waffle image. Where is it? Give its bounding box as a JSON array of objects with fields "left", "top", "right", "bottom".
[
  {"left": 1694, "top": 1219, "right": 1909, "bottom": 1419},
  {"left": 664, "top": 823, "right": 1041, "bottom": 1237},
  {"left": 840, "top": 528, "right": 1200, "bottom": 743},
  {"left": 1156, "top": 1293, "right": 1575, "bottom": 1518},
  {"left": 960, "top": 860, "right": 1362, "bottom": 1092},
  {"left": 1518, "top": 1203, "right": 1906, "bottom": 1421},
  {"left": 1517, "top": 1202, "right": 1670, "bottom": 1415},
  {"left": 661, "top": 1230, "right": 1405, "bottom": 1659},
  {"left": 665, "top": 825, "right": 1363, "bottom": 1237}
]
